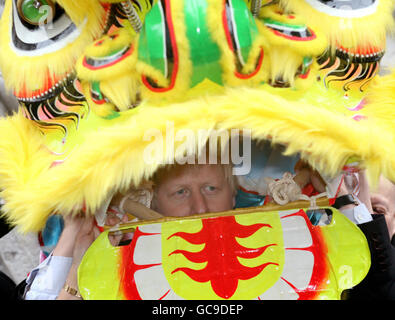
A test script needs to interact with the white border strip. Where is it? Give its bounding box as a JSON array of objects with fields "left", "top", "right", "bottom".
[{"left": 303, "top": 0, "right": 378, "bottom": 18}]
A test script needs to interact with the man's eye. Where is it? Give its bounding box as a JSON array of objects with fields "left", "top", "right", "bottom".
[
  {"left": 175, "top": 189, "right": 187, "bottom": 196},
  {"left": 372, "top": 206, "right": 385, "bottom": 215},
  {"left": 205, "top": 186, "right": 217, "bottom": 192}
]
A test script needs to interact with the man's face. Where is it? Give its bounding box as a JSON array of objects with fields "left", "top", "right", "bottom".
[
  {"left": 153, "top": 164, "right": 235, "bottom": 217},
  {"left": 370, "top": 176, "right": 395, "bottom": 239}
]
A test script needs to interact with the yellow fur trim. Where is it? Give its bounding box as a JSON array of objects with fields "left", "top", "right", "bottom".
[
  {"left": 364, "top": 70, "right": 395, "bottom": 180},
  {"left": 76, "top": 29, "right": 137, "bottom": 82},
  {"left": 80, "top": 81, "right": 115, "bottom": 118},
  {"left": 366, "top": 70, "right": 395, "bottom": 114},
  {"left": 266, "top": 48, "right": 301, "bottom": 85},
  {"left": 279, "top": 0, "right": 395, "bottom": 51},
  {"left": 262, "top": 46, "right": 319, "bottom": 88},
  {"left": 83, "top": 29, "right": 133, "bottom": 57},
  {"left": 206, "top": 0, "right": 268, "bottom": 87},
  {"left": 1, "top": 85, "right": 394, "bottom": 232},
  {"left": 293, "top": 62, "right": 321, "bottom": 91},
  {"left": 0, "top": 0, "right": 104, "bottom": 94},
  {"left": 0, "top": 104, "right": 216, "bottom": 232},
  {"left": 134, "top": 62, "right": 169, "bottom": 88},
  {"left": 1, "top": 0, "right": 394, "bottom": 234},
  {"left": 258, "top": 5, "right": 327, "bottom": 55},
  {"left": 0, "top": 112, "right": 54, "bottom": 231},
  {"left": 100, "top": 76, "right": 140, "bottom": 111},
  {"left": 256, "top": 5, "right": 327, "bottom": 88},
  {"left": 76, "top": 27, "right": 139, "bottom": 113},
  {"left": 214, "top": 86, "right": 394, "bottom": 186},
  {"left": 54, "top": 0, "right": 101, "bottom": 24}
]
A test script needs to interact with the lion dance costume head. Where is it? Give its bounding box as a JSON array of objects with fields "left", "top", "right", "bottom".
[{"left": 0, "top": 0, "right": 394, "bottom": 300}]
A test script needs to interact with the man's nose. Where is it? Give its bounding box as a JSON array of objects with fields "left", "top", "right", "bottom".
[{"left": 190, "top": 191, "right": 208, "bottom": 215}]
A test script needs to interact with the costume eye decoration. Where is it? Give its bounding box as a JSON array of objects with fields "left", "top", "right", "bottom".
[
  {"left": 309, "top": 0, "right": 376, "bottom": 10},
  {"left": 11, "top": 0, "right": 78, "bottom": 56},
  {"left": 302, "top": 0, "right": 378, "bottom": 17},
  {"left": 17, "top": 0, "right": 56, "bottom": 26}
]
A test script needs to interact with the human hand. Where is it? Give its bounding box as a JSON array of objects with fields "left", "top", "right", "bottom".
[
  {"left": 53, "top": 214, "right": 85, "bottom": 257},
  {"left": 105, "top": 211, "right": 132, "bottom": 246},
  {"left": 56, "top": 215, "right": 99, "bottom": 300},
  {"left": 337, "top": 171, "right": 373, "bottom": 214},
  {"left": 293, "top": 160, "right": 326, "bottom": 193},
  {"left": 109, "top": 192, "right": 126, "bottom": 213},
  {"left": 71, "top": 216, "right": 100, "bottom": 267}
]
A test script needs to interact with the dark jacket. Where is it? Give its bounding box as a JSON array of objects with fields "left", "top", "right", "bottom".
[
  {"left": 0, "top": 271, "right": 15, "bottom": 300},
  {"left": 344, "top": 214, "right": 395, "bottom": 300}
]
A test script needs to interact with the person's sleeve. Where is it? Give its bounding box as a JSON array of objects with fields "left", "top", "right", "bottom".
[
  {"left": 339, "top": 200, "right": 372, "bottom": 225},
  {"left": 347, "top": 214, "right": 395, "bottom": 300},
  {"left": 358, "top": 215, "right": 395, "bottom": 280},
  {"left": 24, "top": 254, "right": 72, "bottom": 300}
]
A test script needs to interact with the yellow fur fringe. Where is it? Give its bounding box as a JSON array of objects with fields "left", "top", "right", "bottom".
[
  {"left": 279, "top": 0, "right": 395, "bottom": 51},
  {"left": 0, "top": 113, "right": 55, "bottom": 231},
  {"left": 100, "top": 76, "right": 140, "bottom": 111},
  {"left": 206, "top": 0, "right": 268, "bottom": 87},
  {"left": 1, "top": 85, "right": 394, "bottom": 232},
  {"left": 256, "top": 5, "right": 327, "bottom": 88},
  {"left": 364, "top": 70, "right": 395, "bottom": 180},
  {"left": 76, "top": 28, "right": 137, "bottom": 81},
  {"left": 54, "top": 0, "right": 101, "bottom": 24}
]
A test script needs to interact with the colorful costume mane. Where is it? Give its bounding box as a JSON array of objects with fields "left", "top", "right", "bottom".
[{"left": 0, "top": 0, "right": 394, "bottom": 300}]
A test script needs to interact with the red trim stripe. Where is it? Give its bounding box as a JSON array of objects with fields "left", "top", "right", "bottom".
[{"left": 142, "top": 0, "right": 179, "bottom": 93}]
